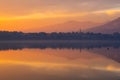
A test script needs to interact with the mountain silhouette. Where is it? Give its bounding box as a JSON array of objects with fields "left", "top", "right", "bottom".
[
  {"left": 87, "top": 17, "right": 120, "bottom": 34},
  {"left": 38, "top": 21, "right": 99, "bottom": 32}
]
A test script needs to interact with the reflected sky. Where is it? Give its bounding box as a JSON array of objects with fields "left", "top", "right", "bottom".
[{"left": 0, "top": 48, "right": 120, "bottom": 80}]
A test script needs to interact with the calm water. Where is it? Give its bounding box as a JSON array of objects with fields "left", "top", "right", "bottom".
[{"left": 0, "top": 41, "right": 120, "bottom": 80}]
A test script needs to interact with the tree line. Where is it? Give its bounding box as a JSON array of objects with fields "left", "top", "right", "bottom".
[{"left": 0, "top": 31, "right": 120, "bottom": 40}]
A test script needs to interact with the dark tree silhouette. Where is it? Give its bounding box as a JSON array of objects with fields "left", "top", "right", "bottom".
[{"left": 0, "top": 31, "right": 120, "bottom": 40}]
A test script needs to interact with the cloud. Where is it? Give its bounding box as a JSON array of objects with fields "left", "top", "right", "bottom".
[{"left": 0, "top": 0, "right": 120, "bottom": 17}]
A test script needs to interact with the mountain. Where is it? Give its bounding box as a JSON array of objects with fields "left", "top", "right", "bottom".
[
  {"left": 87, "top": 17, "right": 120, "bottom": 34},
  {"left": 35, "top": 21, "right": 99, "bottom": 32}
]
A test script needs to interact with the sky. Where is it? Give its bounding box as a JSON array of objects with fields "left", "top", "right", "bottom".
[{"left": 0, "top": 0, "right": 120, "bottom": 32}]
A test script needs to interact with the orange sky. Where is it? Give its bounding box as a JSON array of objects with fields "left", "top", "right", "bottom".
[{"left": 0, "top": 0, "right": 120, "bottom": 32}]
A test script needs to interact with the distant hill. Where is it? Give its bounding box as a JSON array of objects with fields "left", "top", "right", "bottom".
[
  {"left": 86, "top": 17, "right": 120, "bottom": 34},
  {"left": 38, "top": 21, "right": 99, "bottom": 32}
]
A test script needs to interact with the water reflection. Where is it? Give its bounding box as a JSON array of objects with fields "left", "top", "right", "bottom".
[
  {"left": 0, "top": 62, "right": 120, "bottom": 80},
  {"left": 0, "top": 41, "right": 120, "bottom": 80},
  {"left": 0, "top": 41, "right": 120, "bottom": 50}
]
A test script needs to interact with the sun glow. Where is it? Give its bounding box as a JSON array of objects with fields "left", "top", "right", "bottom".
[
  {"left": 0, "top": 12, "right": 86, "bottom": 21},
  {"left": 93, "top": 9, "right": 120, "bottom": 15}
]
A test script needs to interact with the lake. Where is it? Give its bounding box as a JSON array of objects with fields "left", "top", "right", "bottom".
[{"left": 0, "top": 41, "right": 120, "bottom": 80}]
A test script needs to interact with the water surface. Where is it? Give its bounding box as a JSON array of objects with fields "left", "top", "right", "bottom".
[{"left": 0, "top": 41, "right": 120, "bottom": 80}]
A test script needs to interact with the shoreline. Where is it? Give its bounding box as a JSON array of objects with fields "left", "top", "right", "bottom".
[{"left": 0, "top": 40, "right": 119, "bottom": 43}]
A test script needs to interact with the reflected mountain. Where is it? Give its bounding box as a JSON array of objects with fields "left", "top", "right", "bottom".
[{"left": 88, "top": 48, "right": 120, "bottom": 63}]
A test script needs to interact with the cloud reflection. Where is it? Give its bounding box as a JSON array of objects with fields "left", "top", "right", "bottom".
[{"left": 0, "top": 60, "right": 120, "bottom": 80}]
